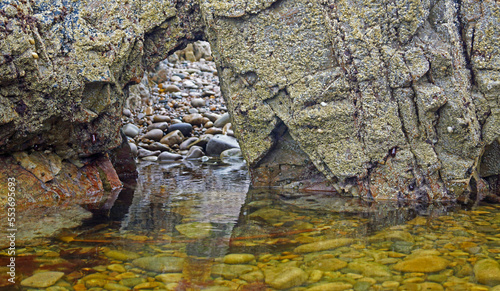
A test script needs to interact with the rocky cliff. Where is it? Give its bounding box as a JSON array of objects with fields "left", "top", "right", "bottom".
[
  {"left": 201, "top": 0, "right": 500, "bottom": 202},
  {"left": 0, "top": 0, "right": 204, "bottom": 245},
  {"left": 0, "top": 0, "right": 499, "bottom": 206}
]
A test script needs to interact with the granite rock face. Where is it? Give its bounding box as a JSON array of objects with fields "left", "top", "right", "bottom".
[{"left": 201, "top": 0, "right": 500, "bottom": 201}]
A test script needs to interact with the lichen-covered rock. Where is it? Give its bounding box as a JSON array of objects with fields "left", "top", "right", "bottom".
[
  {"left": 0, "top": 0, "right": 204, "bottom": 159},
  {"left": 2, "top": 0, "right": 500, "bottom": 203},
  {"left": 0, "top": 0, "right": 204, "bottom": 225},
  {"left": 201, "top": 0, "right": 499, "bottom": 201}
]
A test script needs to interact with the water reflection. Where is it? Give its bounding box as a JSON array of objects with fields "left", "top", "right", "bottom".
[{"left": 1, "top": 160, "right": 500, "bottom": 290}]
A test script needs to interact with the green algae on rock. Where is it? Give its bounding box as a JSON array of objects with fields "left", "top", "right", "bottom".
[{"left": 201, "top": 0, "right": 500, "bottom": 201}]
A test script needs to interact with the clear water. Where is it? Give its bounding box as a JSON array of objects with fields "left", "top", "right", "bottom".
[{"left": 1, "top": 160, "right": 500, "bottom": 290}]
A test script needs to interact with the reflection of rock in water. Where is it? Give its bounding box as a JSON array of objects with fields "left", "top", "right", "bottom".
[
  {"left": 119, "top": 160, "right": 250, "bottom": 235},
  {"left": 230, "top": 188, "right": 461, "bottom": 253}
]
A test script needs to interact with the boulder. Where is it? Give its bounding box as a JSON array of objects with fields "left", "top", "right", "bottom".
[{"left": 200, "top": 0, "right": 500, "bottom": 201}]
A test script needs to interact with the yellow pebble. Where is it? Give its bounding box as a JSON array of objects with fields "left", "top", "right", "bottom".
[{"left": 31, "top": 52, "right": 39, "bottom": 59}]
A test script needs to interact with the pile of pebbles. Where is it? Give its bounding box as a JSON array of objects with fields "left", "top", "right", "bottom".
[{"left": 121, "top": 48, "right": 243, "bottom": 164}]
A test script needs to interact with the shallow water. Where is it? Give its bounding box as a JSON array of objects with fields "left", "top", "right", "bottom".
[{"left": 1, "top": 160, "right": 500, "bottom": 290}]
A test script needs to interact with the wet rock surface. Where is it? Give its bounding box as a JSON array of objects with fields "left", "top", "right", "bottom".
[{"left": 0, "top": 152, "right": 121, "bottom": 248}]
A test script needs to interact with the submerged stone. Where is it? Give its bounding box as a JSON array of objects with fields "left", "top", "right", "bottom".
[
  {"left": 223, "top": 254, "right": 255, "bottom": 264},
  {"left": 348, "top": 261, "right": 392, "bottom": 277},
  {"left": 175, "top": 222, "right": 212, "bottom": 239},
  {"left": 393, "top": 256, "right": 450, "bottom": 273},
  {"left": 473, "top": 259, "right": 500, "bottom": 286},
  {"left": 294, "top": 238, "right": 356, "bottom": 253},
  {"left": 211, "top": 264, "right": 255, "bottom": 279},
  {"left": 264, "top": 266, "right": 308, "bottom": 290},
  {"left": 132, "top": 256, "right": 185, "bottom": 273},
  {"left": 21, "top": 271, "right": 65, "bottom": 288},
  {"left": 305, "top": 282, "right": 353, "bottom": 291}
]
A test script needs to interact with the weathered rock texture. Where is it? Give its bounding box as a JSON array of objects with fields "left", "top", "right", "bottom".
[
  {"left": 1, "top": 0, "right": 500, "bottom": 203},
  {"left": 0, "top": 0, "right": 204, "bottom": 244},
  {"left": 0, "top": 0, "right": 203, "bottom": 158},
  {"left": 201, "top": 0, "right": 500, "bottom": 201}
]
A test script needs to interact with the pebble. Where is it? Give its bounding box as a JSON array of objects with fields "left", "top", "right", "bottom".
[
  {"left": 264, "top": 266, "right": 308, "bottom": 290},
  {"left": 214, "top": 112, "right": 230, "bottom": 127},
  {"left": 153, "top": 115, "right": 171, "bottom": 123},
  {"left": 183, "top": 80, "right": 197, "bottom": 88},
  {"left": 128, "top": 142, "right": 137, "bottom": 156},
  {"left": 21, "top": 271, "right": 65, "bottom": 288},
  {"left": 134, "top": 282, "right": 162, "bottom": 289},
  {"left": 206, "top": 127, "right": 223, "bottom": 135},
  {"left": 132, "top": 256, "right": 185, "bottom": 273},
  {"left": 180, "top": 137, "right": 199, "bottom": 150},
  {"left": 137, "top": 148, "right": 161, "bottom": 158},
  {"left": 305, "top": 282, "right": 353, "bottom": 291},
  {"left": 168, "top": 123, "right": 193, "bottom": 137},
  {"left": 160, "top": 130, "right": 184, "bottom": 147},
  {"left": 146, "top": 142, "right": 170, "bottom": 151},
  {"left": 85, "top": 278, "right": 107, "bottom": 288},
  {"left": 145, "top": 106, "right": 154, "bottom": 115},
  {"left": 203, "top": 112, "right": 221, "bottom": 122},
  {"left": 206, "top": 134, "right": 240, "bottom": 156},
  {"left": 141, "top": 155, "right": 158, "bottom": 161},
  {"left": 294, "top": 238, "right": 356, "bottom": 253},
  {"left": 348, "top": 261, "right": 391, "bottom": 277},
  {"left": 183, "top": 113, "right": 205, "bottom": 125},
  {"left": 175, "top": 222, "right": 212, "bottom": 239},
  {"left": 103, "top": 283, "right": 130, "bottom": 291},
  {"left": 143, "top": 129, "right": 164, "bottom": 141},
  {"left": 220, "top": 148, "right": 243, "bottom": 162},
  {"left": 308, "top": 257, "right": 347, "bottom": 272},
  {"left": 107, "top": 264, "right": 127, "bottom": 273},
  {"left": 163, "top": 84, "right": 181, "bottom": 92},
  {"left": 104, "top": 250, "right": 140, "bottom": 261},
  {"left": 120, "top": 277, "right": 146, "bottom": 287},
  {"left": 185, "top": 146, "right": 205, "bottom": 160},
  {"left": 156, "top": 273, "right": 183, "bottom": 283},
  {"left": 393, "top": 256, "right": 450, "bottom": 273},
  {"left": 473, "top": 259, "right": 500, "bottom": 286},
  {"left": 191, "top": 98, "right": 206, "bottom": 107},
  {"left": 170, "top": 75, "right": 182, "bottom": 82},
  {"left": 203, "top": 90, "right": 216, "bottom": 96},
  {"left": 123, "top": 108, "right": 132, "bottom": 117},
  {"left": 223, "top": 254, "right": 255, "bottom": 264},
  {"left": 158, "top": 151, "right": 183, "bottom": 161},
  {"left": 123, "top": 124, "right": 140, "bottom": 138},
  {"left": 212, "top": 264, "right": 255, "bottom": 280}
]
